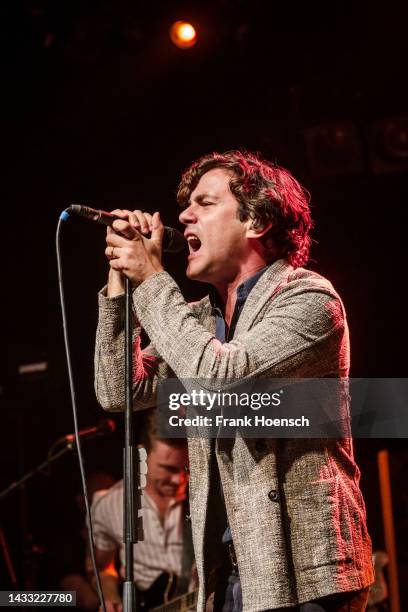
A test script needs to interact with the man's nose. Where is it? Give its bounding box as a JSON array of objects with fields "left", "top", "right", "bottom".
[
  {"left": 179, "top": 204, "right": 196, "bottom": 225},
  {"left": 170, "top": 471, "right": 186, "bottom": 487}
]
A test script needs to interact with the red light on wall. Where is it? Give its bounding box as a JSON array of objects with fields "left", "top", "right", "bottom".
[{"left": 170, "top": 21, "right": 197, "bottom": 49}]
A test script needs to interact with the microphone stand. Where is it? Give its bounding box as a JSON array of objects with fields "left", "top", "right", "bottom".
[
  {"left": 0, "top": 445, "right": 74, "bottom": 502},
  {"left": 122, "top": 277, "right": 142, "bottom": 612}
]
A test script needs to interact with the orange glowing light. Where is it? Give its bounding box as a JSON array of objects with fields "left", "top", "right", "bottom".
[{"left": 170, "top": 21, "right": 197, "bottom": 49}]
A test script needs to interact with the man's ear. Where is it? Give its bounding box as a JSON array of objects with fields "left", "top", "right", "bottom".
[{"left": 245, "top": 219, "right": 273, "bottom": 239}]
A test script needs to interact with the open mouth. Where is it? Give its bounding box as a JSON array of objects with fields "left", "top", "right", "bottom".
[{"left": 186, "top": 235, "right": 202, "bottom": 254}]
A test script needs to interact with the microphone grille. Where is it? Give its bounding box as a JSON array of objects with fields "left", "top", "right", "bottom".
[{"left": 164, "top": 227, "right": 185, "bottom": 253}]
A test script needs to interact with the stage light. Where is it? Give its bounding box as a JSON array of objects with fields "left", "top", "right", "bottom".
[{"left": 170, "top": 21, "right": 197, "bottom": 49}]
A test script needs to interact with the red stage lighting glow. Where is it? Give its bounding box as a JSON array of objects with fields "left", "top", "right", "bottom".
[{"left": 170, "top": 21, "right": 197, "bottom": 49}]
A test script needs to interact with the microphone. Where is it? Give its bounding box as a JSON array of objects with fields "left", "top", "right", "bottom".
[
  {"left": 63, "top": 418, "right": 116, "bottom": 445},
  {"left": 65, "top": 204, "right": 185, "bottom": 253}
]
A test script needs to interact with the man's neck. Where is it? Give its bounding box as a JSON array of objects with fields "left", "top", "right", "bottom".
[{"left": 145, "top": 484, "right": 172, "bottom": 519}]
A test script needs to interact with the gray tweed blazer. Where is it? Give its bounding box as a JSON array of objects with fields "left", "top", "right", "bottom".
[{"left": 95, "top": 259, "right": 374, "bottom": 611}]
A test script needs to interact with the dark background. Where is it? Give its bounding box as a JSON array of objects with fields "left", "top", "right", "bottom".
[{"left": 1, "top": 0, "right": 407, "bottom": 602}]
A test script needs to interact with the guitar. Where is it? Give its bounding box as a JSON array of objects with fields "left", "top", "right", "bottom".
[
  {"left": 137, "top": 572, "right": 198, "bottom": 612},
  {"left": 149, "top": 586, "right": 198, "bottom": 612}
]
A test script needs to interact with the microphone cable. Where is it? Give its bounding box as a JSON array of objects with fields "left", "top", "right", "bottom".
[{"left": 56, "top": 209, "right": 107, "bottom": 612}]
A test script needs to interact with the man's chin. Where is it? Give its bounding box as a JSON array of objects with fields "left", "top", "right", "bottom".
[
  {"left": 186, "top": 260, "right": 209, "bottom": 283},
  {"left": 186, "top": 264, "right": 203, "bottom": 281}
]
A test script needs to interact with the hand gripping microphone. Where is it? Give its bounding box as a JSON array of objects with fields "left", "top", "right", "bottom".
[{"left": 63, "top": 204, "right": 185, "bottom": 253}]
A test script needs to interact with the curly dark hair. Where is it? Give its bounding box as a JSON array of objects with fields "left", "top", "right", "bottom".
[{"left": 177, "top": 150, "right": 313, "bottom": 268}]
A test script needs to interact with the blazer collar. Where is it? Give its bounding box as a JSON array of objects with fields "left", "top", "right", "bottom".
[
  {"left": 232, "top": 258, "right": 293, "bottom": 336},
  {"left": 199, "top": 258, "right": 293, "bottom": 337}
]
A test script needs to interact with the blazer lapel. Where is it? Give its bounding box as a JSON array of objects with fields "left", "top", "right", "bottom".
[{"left": 233, "top": 258, "right": 293, "bottom": 337}]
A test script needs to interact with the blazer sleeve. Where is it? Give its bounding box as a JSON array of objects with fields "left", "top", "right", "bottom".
[{"left": 94, "top": 288, "right": 173, "bottom": 411}]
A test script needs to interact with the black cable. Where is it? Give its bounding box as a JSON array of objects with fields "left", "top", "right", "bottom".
[{"left": 56, "top": 210, "right": 107, "bottom": 612}]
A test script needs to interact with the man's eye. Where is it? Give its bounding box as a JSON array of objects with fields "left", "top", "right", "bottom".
[{"left": 164, "top": 466, "right": 180, "bottom": 474}]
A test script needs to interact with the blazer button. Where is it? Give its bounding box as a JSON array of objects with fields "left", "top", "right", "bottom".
[{"left": 268, "top": 489, "right": 279, "bottom": 502}]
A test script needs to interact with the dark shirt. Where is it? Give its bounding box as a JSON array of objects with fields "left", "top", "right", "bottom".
[
  {"left": 209, "top": 266, "right": 270, "bottom": 545},
  {"left": 210, "top": 266, "right": 269, "bottom": 343}
]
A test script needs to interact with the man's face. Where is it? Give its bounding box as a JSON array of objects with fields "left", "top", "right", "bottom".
[
  {"left": 179, "top": 168, "right": 251, "bottom": 284},
  {"left": 147, "top": 440, "right": 188, "bottom": 498}
]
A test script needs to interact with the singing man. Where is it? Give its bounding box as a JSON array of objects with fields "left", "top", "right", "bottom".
[{"left": 94, "top": 150, "right": 374, "bottom": 611}]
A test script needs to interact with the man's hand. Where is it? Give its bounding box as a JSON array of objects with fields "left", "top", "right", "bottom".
[
  {"left": 105, "top": 209, "right": 164, "bottom": 291},
  {"left": 92, "top": 549, "right": 123, "bottom": 612},
  {"left": 96, "top": 571, "right": 123, "bottom": 612}
]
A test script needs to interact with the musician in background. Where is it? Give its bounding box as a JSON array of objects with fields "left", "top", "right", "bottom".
[{"left": 90, "top": 435, "right": 195, "bottom": 612}]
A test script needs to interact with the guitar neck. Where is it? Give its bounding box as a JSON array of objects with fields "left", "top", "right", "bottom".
[{"left": 149, "top": 588, "right": 198, "bottom": 612}]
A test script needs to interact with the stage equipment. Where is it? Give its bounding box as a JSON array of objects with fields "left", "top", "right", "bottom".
[
  {"left": 369, "top": 115, "right": 408, "bottom": 174},
  {"left": 378, "top": 449, "right": 400, "bottom": 612}
]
